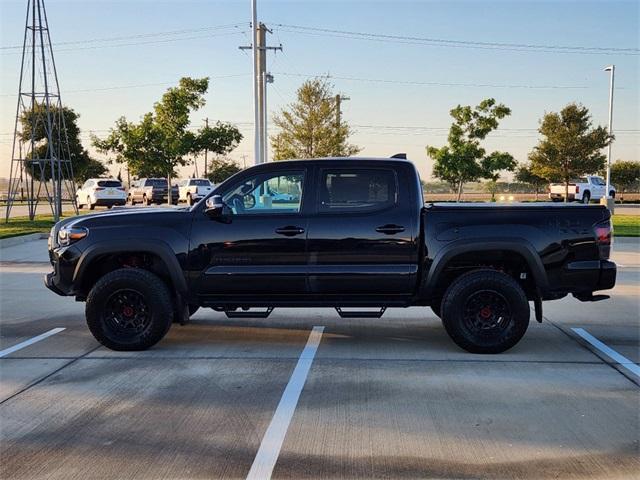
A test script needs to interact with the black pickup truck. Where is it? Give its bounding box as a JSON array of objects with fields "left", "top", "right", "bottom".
[{"left": 46, "top": 158, "right": 616, "bottom": 353}]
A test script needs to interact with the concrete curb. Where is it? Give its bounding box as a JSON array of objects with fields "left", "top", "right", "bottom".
[{"left": 0, "top": 232, "right": 48, "bottom": 249}]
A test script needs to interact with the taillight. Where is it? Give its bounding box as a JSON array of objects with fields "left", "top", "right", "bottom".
[
  {"left": 117, "top": 187, "right": 125, "bottom": 191},
  {"left": 575, "top": 185, "right": 579, "bottom": 193},
  {"left": 594, "top": 219, "right": 612, "bottom": 259},
  {"left": 94, "top": 187, "right": 105, "bottom": 191}
]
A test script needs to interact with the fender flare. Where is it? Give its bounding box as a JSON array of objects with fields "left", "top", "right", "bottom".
[
  {"left": 422, "top": 239, "right": 549, "bottom": 298},
  {"left": 73, "top": 238, "right": 188, "bottom": 295}
]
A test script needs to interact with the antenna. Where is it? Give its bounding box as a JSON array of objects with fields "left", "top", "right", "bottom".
[{"left": 5, "top": 0, "right": 77, "bottom": 222}]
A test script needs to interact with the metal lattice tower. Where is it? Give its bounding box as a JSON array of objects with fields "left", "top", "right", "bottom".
[{"left": 5, "top": 0, "right": 77, "bottom": 222}]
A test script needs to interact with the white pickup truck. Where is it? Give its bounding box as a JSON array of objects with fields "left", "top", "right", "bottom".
[
  {"left": 549, "top": 176, "right": 616, "bottom": 203},
  {"left": 177, "top": 178, "right": 214, "bottom": 205}
]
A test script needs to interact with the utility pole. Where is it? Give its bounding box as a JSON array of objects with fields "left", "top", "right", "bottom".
[
  {"left": 335, "top": 94, "right": 350, "bottom": 129},
  {"left": 240, "top": 18, "right": 282, "bottom": 165},
  {"left": 203, "top": 117, "right": 209, "bottom": 177},
  {"left": 604, "top": 65, "right": 615, "bottom": 200}
]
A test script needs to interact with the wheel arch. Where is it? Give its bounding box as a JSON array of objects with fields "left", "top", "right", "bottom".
[
  {"left": 422, "top": 239, "right": 548, "bottom": 301},
  {"left": 73, "top": 239, "right": 188, "bottom": 297}
]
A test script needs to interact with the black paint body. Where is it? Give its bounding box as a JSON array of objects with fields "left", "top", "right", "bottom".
[{"left": 45, "top": 158, "right": 616, "bottom": 310}]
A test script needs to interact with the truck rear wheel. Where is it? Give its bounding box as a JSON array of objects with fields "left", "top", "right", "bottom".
[
  {"left": 441, "top": 270, "right": 529, "bottom": 354},
  {"left": 86, "top": 268, "right": 173, "bottom": 351}
]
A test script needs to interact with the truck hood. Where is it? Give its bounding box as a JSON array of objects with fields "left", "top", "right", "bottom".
[{"left": 52, "top": 206, "right": 191, "bottom": 243}]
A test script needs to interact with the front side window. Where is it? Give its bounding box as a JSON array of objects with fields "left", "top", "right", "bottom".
[
  {"left": 319, "top": 169, "right": 397, "bottom": 212},
  {"left": 222, "top": 171, "right": 304, "bottom": 215}
]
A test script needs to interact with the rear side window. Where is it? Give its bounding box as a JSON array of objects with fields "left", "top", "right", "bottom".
[
  {"left": 319, "top": 169, "right": 397, "bottom": 212},
  {"left": 97, "top": 180, "right": 121, "bottom": 187}
]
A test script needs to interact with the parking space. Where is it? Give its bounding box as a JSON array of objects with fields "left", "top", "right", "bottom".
[{"left": 1, "top": 239, "right": 638, "bottom": 479}]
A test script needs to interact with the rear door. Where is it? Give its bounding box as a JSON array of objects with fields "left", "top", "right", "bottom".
[{"left": 305, "top": 163, "right": 418, "bottom": 296}]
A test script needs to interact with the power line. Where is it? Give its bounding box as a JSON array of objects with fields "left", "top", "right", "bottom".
[
  {"left": 0, "top": 74, "right": 251, "bottom": 97},
  {"left": 274, "top": 72, "right": 589, "bottom": 90},
  {"left": 1, "top": 28, "right": 248, "bottom": 56},
  {"left": 0, "top": 23, "right": 249, "bottom": 50},
  {"left": 273, "top": 24, "right": 640, "bottom": 56}
]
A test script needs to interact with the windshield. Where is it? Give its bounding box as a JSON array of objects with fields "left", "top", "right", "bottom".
[{"left": 148, "top": 179, "right": 168, "bottom": 187}]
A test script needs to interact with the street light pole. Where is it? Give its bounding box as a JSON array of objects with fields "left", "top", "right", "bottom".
[{"left": 604, "top": 65, "right": 615, "bottom": 199}]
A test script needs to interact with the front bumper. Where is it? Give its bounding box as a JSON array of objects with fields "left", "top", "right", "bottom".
[
  {"left": 150, "top": 193, "right": 179, "bottom": 203},
  {"left": 44, "top": 244, "right": 82, "bottom": 297}
]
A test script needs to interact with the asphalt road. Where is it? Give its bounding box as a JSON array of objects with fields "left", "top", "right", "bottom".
[{"left": 0, "top": 239, "right": 638, "bottom": 479}]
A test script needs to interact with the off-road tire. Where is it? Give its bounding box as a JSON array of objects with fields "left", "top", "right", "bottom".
[
  {"left": 86, "top": 268, "right": 173, "bottom": 351},
  {"left": 582, "top": 191, "right": 591, "bottom": 204},
  {"left": 441, "top": 269, "right": 530, "bottom": 354}
]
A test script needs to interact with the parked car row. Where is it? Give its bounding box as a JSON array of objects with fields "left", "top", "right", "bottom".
[{"left": 76, "top": 177, "right": 215, "bottom": 209}]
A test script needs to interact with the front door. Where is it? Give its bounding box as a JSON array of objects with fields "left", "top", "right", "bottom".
[
  {"left": 305, "top": 165, "right": 418, "bottom": 297},
  {"left": 189, "top": 168, "right": 309, "bottom": 299}
]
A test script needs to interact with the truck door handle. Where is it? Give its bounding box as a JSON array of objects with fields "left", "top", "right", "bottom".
[
  {"left": 275, "top": 226, "right": 305, "bottom": 237},
  {"left": 376, "top": 224, "right": 405, "bottom": 235}
]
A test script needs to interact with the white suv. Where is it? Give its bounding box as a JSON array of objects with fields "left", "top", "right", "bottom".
[
  {"left": 76, "top": 178, "right": 127, "bottom": 210},
  {"left": 178, "top": 178, "right": 213, "bottom": 205}
]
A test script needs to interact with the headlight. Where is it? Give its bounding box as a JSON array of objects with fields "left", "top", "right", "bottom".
[{"left": 58, "top": 226, "right": 88, "bottom": 246}]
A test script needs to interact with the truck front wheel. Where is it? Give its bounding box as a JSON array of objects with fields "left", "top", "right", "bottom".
[
  {"left": 441, "top": 270, "right": 530, "bottom": 354},
  {"left": 86, "top": 268, "right": 173, "bottom": 351}
]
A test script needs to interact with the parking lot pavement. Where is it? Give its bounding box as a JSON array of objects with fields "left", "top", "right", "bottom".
[{"left": 1, "top": 239, "right": 638, "bottom": 479}]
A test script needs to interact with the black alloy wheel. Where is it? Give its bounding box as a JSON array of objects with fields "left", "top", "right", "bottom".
[
  {"left": 441, "top": 269, "right": 530, "bottom": 354},
  {"left": 86, "top": 268, "right": 173, "bottom": 350}
]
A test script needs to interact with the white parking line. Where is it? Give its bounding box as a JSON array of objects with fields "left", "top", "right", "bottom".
[
  {"left": 246, "top": 326, "right": 324, "bottom": 480},
  {"left": 0, "top": 328, "right": 65, "bottom": 358},
  {"left": 572, "top": 327, "right": 640, "bottom": 378}
]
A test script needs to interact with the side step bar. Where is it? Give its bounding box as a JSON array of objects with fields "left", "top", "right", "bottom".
[
  {"left": 224, "top": 307, "right": 274, "bottom": 319},
  {"left": 335, "top": 307, "right": 387, "bottom": 319},
  {"left": 220, "top": 307, "right": 389, "bottom": 319}
]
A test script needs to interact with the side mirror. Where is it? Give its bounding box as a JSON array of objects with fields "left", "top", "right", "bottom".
[{"left": 204, "top": 195, "right": 224, "bottom": 216}]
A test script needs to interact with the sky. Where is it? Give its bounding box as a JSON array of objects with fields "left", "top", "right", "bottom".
[{"left": 0, "top": 0, "right": 638, "bottom": 181}]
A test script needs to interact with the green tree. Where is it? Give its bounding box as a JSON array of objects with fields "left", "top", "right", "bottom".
[
  {"left": 529, "top": 103, "right": 611, "bottom": 202},
  {"left": 271, "top": 78, "right": 360, "bottom": 160},
  {"left": 194, "top": 121, "right": 243, "bottom": 175},
  {"left": 515, "top": 163, "right": 548, "bottom": 201},
  {"left": 206, "top": 157, "right": 242, "bottom": 184},
  {"left": 94, "top": 77, "right": 241, "bottom": 204},
  {"left": 427, "top": 98, "right": 515, "bottom": 202},
  {"left": 610, "top": 160, "right": 640, "bottom": 203},
  {"left": 19, "top": 103, "right": 106, "bottom": 182},
  {"left": 485, "top": 180, "right": 499, "bottom": 202}
]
